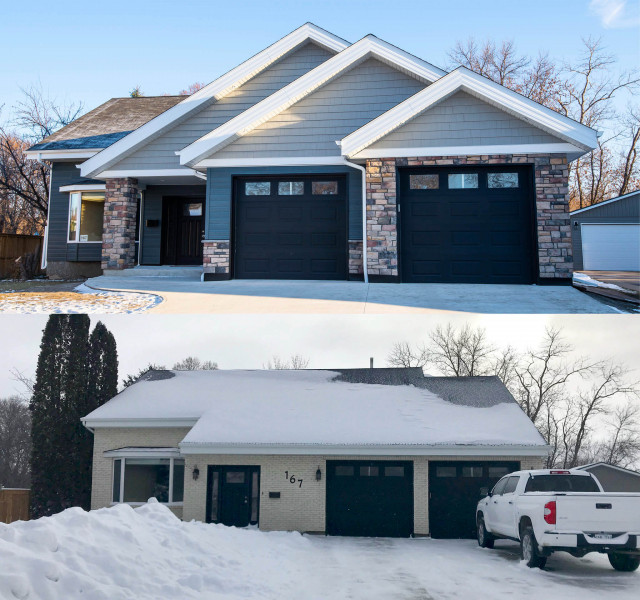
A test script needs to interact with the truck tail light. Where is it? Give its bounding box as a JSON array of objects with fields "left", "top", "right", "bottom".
[
  {"left": 544, "top": 501, "right": 556, "bottom": 525},
  {"left": 550, "top": 470, "right": 570, "bottom": 475}
]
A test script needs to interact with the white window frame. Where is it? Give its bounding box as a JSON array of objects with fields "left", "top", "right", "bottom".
[
  {"left": 111, "top": 455, "right": 185, "bottom": 506},
  {"left": 67, "top": 191, "right": 106, "bottom": 244}
]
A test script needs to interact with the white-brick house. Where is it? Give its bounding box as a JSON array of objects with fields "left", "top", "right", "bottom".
[{"left": 82, "top": 368, "right": 549, "bottom": 539}]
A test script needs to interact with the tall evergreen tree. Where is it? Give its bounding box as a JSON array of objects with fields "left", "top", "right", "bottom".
[{"left": 30, "top": 315, "right": 118, "bottom": 517}]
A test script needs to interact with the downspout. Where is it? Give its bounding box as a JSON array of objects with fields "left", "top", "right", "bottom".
[
  {"left": 137, "top": 190, "right": 144, "bottom": 266},
  {"left": 340, "top": 158, "right": 368, "bottom": 284},
  {"left": 39, "top": 153, "right": 51, "bottom": 270},
  {"left": 194, "top": 171, "right": 208, "bottom": 282}
]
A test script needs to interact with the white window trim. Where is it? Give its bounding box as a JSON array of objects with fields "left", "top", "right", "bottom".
[
  {"left": 67, "top": 190, "right": 106, "bottom": 244},
  {"left": 111, "top": 455, "right": 185, "bottom": 506}
]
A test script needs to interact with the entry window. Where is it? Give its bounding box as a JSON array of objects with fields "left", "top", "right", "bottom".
[
  {"left": 251, "top": 471, "right": 259, "bottom": 523},
  {"left": 245, "top": 181, "right": 271, "bottom": 195},
  {"left": 335, "top": 466, "right": 354, "bottom": 476},
  {"left": 384, "top": 466, "right": 405, "bottom": 477},
  {"left": 208, "top": 471, "right": 219, "bottom": 522},
  {"left": 278, "top": 181, "right": 304, "bottom": 195},
  {"left": 68, "top": 192, "right": 105, "bottom": 242},
  {"left": 462, "top": 466, "right": 483, "bottom": 478},
  {"left": 312, "top": 181, "right": 338, "bottom": 195},
  {"left": 488, "top": 466, "right": 510, "bottom": 478},
  {"left": 226, "top": 471, "right": 245, "bottom": 483},
  {"left": 436, "top": 466, "right": 457, "bottom": 477},
  {"left": 448, "top": 173, "right": 478, "bottom": 189},
  {"left": 360, "top": 466, "right": 379, "bottom": 477},
  {"left": 488, "top": 173, "right": 519, "bottom": 188},
  {"left": 183, "top": 203, "right": 203, "bottom": 216},
  {"left": 409, "top": 174, "right": 439, "bottom": 190},
  {"left": 112, "top": 457, "right": 185, "bottom": 504}
]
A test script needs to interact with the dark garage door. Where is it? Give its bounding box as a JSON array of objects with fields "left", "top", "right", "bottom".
[
  {"left": 400, "top": 166, "right": 534, "bottom": 284},
  {"left": 326, "top": 460, "right": 413, "bottom": 537},
  {"left": 234, "top": 176, "right": 348, "bottom": 280},
  {"left": 429, "top": 461, "right": 520, "bottom": 539}
]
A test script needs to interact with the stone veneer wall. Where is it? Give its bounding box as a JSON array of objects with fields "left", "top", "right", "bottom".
[
  {"left": 101, "top": 178, "right": 139, "bottom": 270},
  {"left": 348, "top": 240, "right": 363, "bottom": 276},
  {"left": 203, "top": 240, "right": 231, "bottom": 280},
  {"left": 365, "top": 155, "right": 573, "bottom": 280}
]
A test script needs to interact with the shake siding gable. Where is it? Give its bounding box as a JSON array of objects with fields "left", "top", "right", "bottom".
[
  {"left": 111, "top": 42, "right": 335, "bottom": 171},
  {"left": 212, "top": 58, "right": 427, "bottom": 159},
  {"left": 367, "top": 91, "right": 566, "bottom": 150}
]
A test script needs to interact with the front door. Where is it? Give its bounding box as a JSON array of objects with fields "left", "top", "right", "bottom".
[
  {"left": 162, "top": 197, "right": 205, "bottom": 265},
  {"left": 206, "top": 466, "right": 260, "bottom": 527}
]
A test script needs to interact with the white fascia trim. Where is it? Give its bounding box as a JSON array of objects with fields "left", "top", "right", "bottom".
[
  {"left": 570, "top": 190, "right": 640, "bottom": 215},
  {"left": 178, "top": 443, "right": 551, "bottom": 456},
  {"left": 195, "top": 156, "right": 353, "bottom": 168},
  {"left": 96, "top": 169, "right": 200, "bottom": 179},
  {"left": 178, "top": 36, "right": 446, "bottom": 167},
  {"left": 25, "top": 150, "right": 99, "bottom": 161},
  {"left": 352, "top": 143, "right": 580, "bottom": 160},
  {"left": 104, "top": 447, "right": 182, "bottom": 458},
  {"left": 80, "top": 24, "right": 349, "bottom": 179},
  {"left": 341, "top": 67, "right": 598, "bottom": 158},
  {"left": 82, "top": 418, "right": 199, "bottom": 428},
  {"left": 59, "top": 184, "right": 107, "bottom": 192}
]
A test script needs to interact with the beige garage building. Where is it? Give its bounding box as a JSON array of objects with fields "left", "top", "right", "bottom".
[{"left": 83, "top": 368, "right": 549, "bottom": 539}]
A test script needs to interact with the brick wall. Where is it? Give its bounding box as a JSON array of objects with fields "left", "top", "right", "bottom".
[
  {"left": 101, "top": 178, "right": 138, "bottom": 270},
  {"left": 365, "top": 154, "right": 573, "bottom": 280},
  {"left": 203, "top": 240, "right": 230, "bottom": 279}
]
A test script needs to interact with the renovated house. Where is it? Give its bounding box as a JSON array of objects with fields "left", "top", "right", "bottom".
[
  {"left": 81, "top": 368, "right": 549, "bottom": 539},
  {"left": 26, "top": 23, "right": 598, "bottom": 284}
]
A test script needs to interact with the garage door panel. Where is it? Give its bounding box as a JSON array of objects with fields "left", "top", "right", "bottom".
[
  {"left": 582, "top": 224, "right": 640, "bottom": 271},
  {"left": 244, "top": 206, "right": 270, "bottom": 221},
  {"left": 277, "top": 233, "right": 304, "bottom": 246},
  {"left": 411, "top": 203, "right": 439, "bottom": 217},
  {"left": 451, "top": 231, "right": 482, "bottom": 246},
  {"left": 240, "top": 259, "right": 269, "bottom": 274},
  {"left": 413, "top": 260, "right": 442, "bottom": 275},
  {"left": 311, "top": 259, "right": 338, "bottom": 273},
  {"left": 451, "top": 261, "right": 482, "bottom": 275},
  {"left": 412, "top": 231, "right": 440, "bottom": 246},
  {"left": 311, "top": 233, "right": 338, "bottom": 247},
  {"left": 245, "top": 233, "right": 271, "bottom": 246},
  {"left": 450, "top": 202, "right": 480, "bottom": 217},
  {"left": 278, "top": 206, "right": 303, "bottom": 221}
]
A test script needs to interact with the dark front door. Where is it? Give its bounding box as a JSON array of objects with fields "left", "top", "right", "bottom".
[
  {"left": 400, "top": 166, "right": 534, "bottom": 283},
  {"left": 326, "top": 460, "right": 413, "bottom": 537},
  {"left": 234, "top": 176, "right": 348, "bottom": 280},
  {"left": 206, "top": 466, "right": 260, "bottom": 527},
  {"left": 428, "top": 461, "right": 520, "bottom": 539},
  {"left": 162, "top": 197, "right": 205, "bottom": 265}
]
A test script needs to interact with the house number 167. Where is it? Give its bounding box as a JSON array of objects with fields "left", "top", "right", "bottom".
[{"left": 284, "top": 471, "right": 303, "bottom": 488}]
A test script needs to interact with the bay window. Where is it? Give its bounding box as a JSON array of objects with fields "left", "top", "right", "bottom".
[{"left": 68, "top": 192, "right": 105, "bottom": 242}]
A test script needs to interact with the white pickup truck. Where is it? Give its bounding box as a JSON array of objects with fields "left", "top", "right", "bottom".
[{"left": 476, "top": 468, "right": 640, "bottom": 571}]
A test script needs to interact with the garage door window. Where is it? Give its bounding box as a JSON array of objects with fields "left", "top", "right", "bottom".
[
  {"left": 245, "top": 182, "right": 271, "bottom": 195},
  {"left": 488, "top": 466, "right": 510, "bottom": 478},
  {"left": 360, "top": 466, "right": 379, "bottom": 477},
  {"left": 462, "top": 466, "right": 483, "bottom": 477},
  {"left": 278, "top": 181, "right": 304, "bottom": 195},
  {"left": 312, "top": 181, "right": 338, "bottom": 195},
  {"left": 488, "top": 173, "right": 519, "bottom": 188},
  {"left": 335, "top": 466, "right": 354, "bottom": 476},
  {"left": 409, "top": 174, "right": 439, "bottom": 190},
  {"left": 436, "top": 466, "right": 457, "bottom": 477},
  {"left": 448, "top": 173, "right": 478, "bottom": 189},
  {"left": 384, "top": 466, "right": 405, "bottom": 477}
]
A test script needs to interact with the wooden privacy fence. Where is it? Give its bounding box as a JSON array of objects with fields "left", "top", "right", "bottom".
[
  {"left": 0, "top": 488, "right": 30, "bottom": 523},
  {"left": 0, "top": 233, "right": 42, "bottom": 278}
]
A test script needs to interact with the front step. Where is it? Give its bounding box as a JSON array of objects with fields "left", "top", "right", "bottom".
[{"left": 102, "top": 266, "right": 203, "bottom": 279}]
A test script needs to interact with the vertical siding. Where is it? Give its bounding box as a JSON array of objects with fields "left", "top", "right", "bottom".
[
  {"left": 111, "top": 42, "right": 335, "bottom": 171},
  {"left": 213, "top": 58, "right": 427, "bottom": 158},
  {"left": 206, "top": 165, "right": 362, "bottom": 240}
]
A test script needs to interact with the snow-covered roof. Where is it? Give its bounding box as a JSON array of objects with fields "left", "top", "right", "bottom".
[{"left": 83, "top": 370, "right": 547, "bottom": 455}]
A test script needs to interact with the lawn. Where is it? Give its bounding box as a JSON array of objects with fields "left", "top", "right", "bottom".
[{"left": 0, "top": 501, "right": 636, "bottom": 600}]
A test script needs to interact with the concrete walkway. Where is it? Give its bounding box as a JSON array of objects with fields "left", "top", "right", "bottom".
[{"left": 86, "top": 276, "right": 619, "bottom": 314}]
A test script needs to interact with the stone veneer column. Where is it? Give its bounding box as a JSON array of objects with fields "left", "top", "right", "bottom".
[
  {"left": 101, "top": 178, "right": 138, "bottom": 271},
  {"left": 202, "top": 241, "right": 231, "bottom": 280},
  {"left": 348, "top": 240, "right": 363, "bottom": 277}
]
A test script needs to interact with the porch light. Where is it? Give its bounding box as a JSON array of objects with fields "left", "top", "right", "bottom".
[
  {"left": 192, "top": 466, "right": 200, "bottom": 481},
  {"left": 316, "top": 467, "right": 322, "bottom": 481}
]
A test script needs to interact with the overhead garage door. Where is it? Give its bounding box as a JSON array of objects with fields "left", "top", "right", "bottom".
[
  {"left": 234, "top": 176, "right": 347, "bottom": 280},
  {"left": 400, "top": 167, "right": 534, "bottom": 284},
  {"left": 582, "top": 224, "right": 640, "bottom": 271},
  {"left": 326, "top": 460, "right": 413, "bottom": 537},
  {"left": 429, "top": 461, "right": 520, "bottom": 539}
]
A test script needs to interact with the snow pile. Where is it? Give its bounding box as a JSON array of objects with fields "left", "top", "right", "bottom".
[
  {"left": 1, "top": 501, "right": 636, "bottom": 600},
  {"left": 573, "top": 273, "right": 628, "bottom": 293},
  {"left": 0, "top": 284, "right": 161, "bottom": 314}
]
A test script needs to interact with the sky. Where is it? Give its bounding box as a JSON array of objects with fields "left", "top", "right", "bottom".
[
  {"left": 0, "top": 0, "right": 639, "bottom": 125},
  {"left": 1, "top": 313, "right": 638, "bottom": 398}
]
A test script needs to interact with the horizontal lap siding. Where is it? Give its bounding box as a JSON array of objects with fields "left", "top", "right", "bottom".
[
  {"left": 213, "top": 59, "right": 427, "bottom": 158},
  {"left": 111, "top": 43, "right": 334, "bottom": 171},
  {"left": 369, "top": 91, "right": 565, "bottom": 149},
  {"left": 206, "top": 165, "right": 362, "bottom": 240}
]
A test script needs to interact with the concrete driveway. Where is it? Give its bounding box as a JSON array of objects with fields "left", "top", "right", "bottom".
[{"left": 86, "top": 276, "right": 620, "bottom": 314}]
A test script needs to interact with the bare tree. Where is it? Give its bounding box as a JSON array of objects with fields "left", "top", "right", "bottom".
[
  {"left": 427, "top": 324, "right": 496, "bottom": 377},
  {"left": 179, "top": 82, "right": 205, "bottom": 95},
  {"left": 172, "top": 356, "right": 218, "bottom": 370},
  {"left": 0, "top": 396, "right": 31, "bottom": 488},
  {"left": 387, "top": 341, "right": 429, "bottom": 369},
  {"left": 129, "top": 85, "right": 144, "bottom": 98},
  {"left": 264, "top": 354, "right": 310, "bottom": 370}
]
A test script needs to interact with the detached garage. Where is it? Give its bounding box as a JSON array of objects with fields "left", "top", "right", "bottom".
[{"left": 571, "top": 191, "right": 640, "bottom": 272}]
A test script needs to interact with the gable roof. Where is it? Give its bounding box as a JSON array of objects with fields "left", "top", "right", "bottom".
[
  {"left": 177, "top": 35, "right": 446, "bottom": 167},
  {"left": 79, "top": 23, "right": 349, "bottom": 177},
  {"left": 576, "top": 462, "right": 640, "bottom": 477},
  {"left": 26, "top": 96, "right": 183, "bottom": 152},
  {"left": 339, "top": 67, "right": 599, "bottom": 159},
  {"left": 570, "top": 189, "right": 640, "bottom": 215}
]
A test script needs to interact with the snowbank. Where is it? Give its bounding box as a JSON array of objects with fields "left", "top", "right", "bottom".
[{"left": 573, "top": 273, "right": 628, "bottom": 293}]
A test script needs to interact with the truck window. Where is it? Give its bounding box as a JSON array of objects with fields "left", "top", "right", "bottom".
[
  {"left": 524, "top": 474, "right": 600, "bottom": 493},
  {"left": 491, "top": 478, "right": 508, "bottom": 496},
  {"left": 502, "top": 476, "right": 519, "bottom": 494}
]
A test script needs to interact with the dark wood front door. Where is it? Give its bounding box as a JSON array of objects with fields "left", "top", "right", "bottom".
[
  {"left": 206, "top": 466, "right": 260, "bottom": 527},
  {"left": 162, "top": 197, "right": 205, "bottom": 265}
]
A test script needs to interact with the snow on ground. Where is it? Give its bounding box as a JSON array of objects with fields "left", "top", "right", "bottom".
[
  {"left": 0, "top": 283, "right": 161, "bottom": 314},
  {"left": 573, "top": 272, "right": 629, "bottom": 293},
  {"left": 0, "top": 501, "right": 637, "bottom": 600}
]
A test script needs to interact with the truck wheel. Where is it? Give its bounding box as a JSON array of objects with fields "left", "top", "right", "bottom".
[
  {"left": 521, "top": 527, "right": 547, "bottom": 569},
  {"left": 477, "top": 517, "right": 494, "bottom": 549},
  {"left": 608, "top": 553, "right": 640, "bottom": 572}
]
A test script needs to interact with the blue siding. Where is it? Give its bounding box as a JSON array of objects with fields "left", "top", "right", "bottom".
[{"left": 206, "top": 165, "right": 363, "bottom": 240}]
